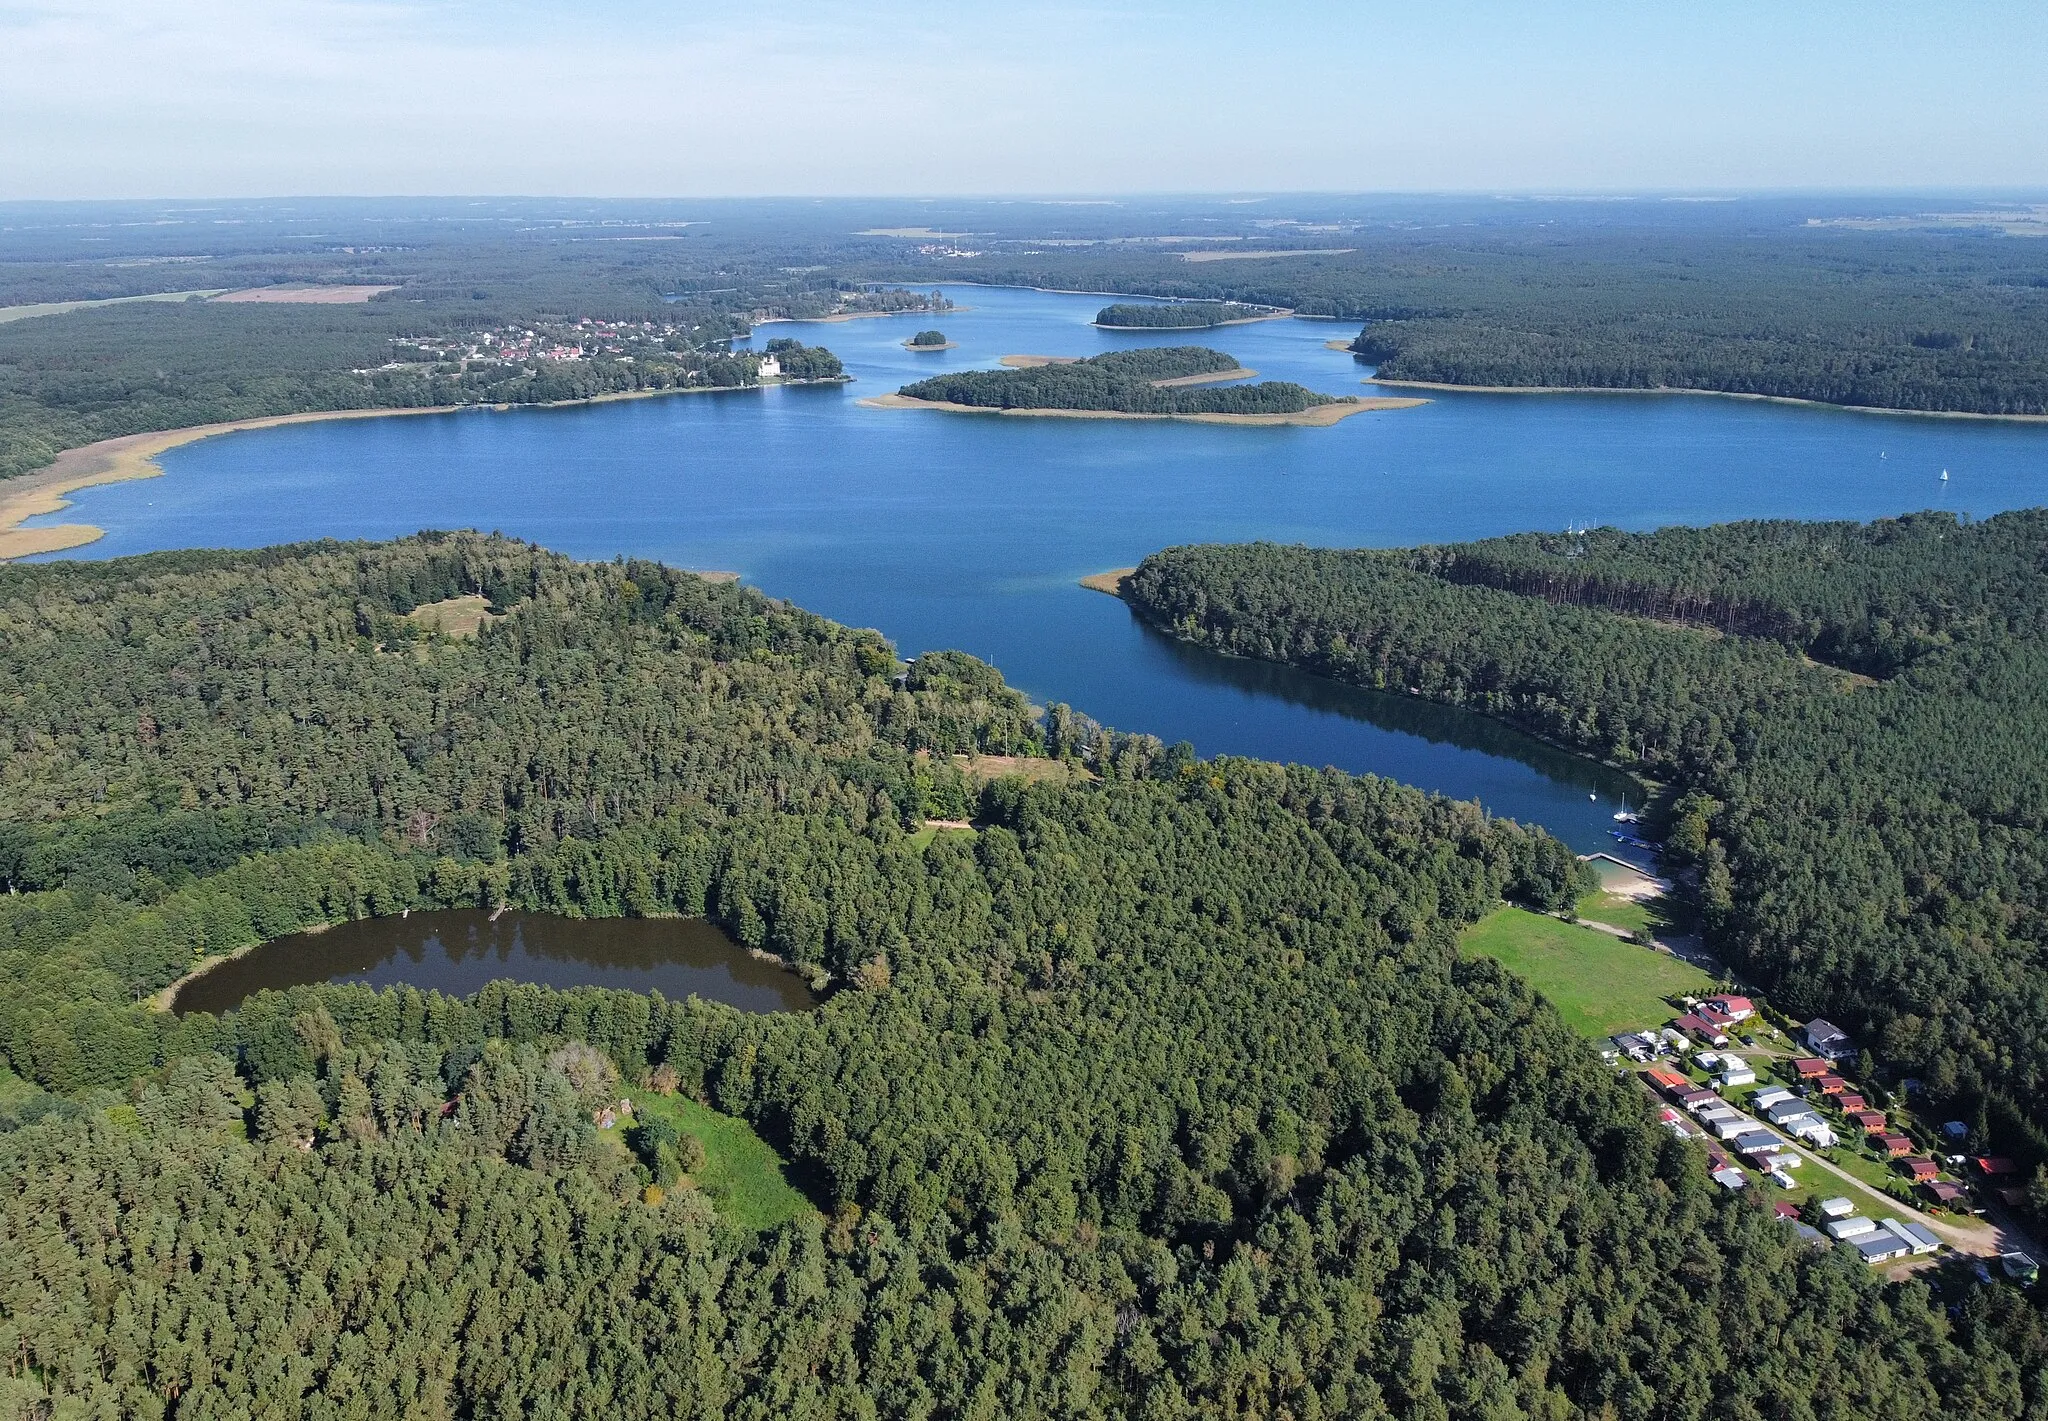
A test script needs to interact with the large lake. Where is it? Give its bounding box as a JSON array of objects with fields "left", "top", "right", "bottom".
[
  {"left": 31, "top": 284, "right": 2048, "bottom": 854},
  {"left": 171, "top": 911, "right": 820, "bottom": 1016}
]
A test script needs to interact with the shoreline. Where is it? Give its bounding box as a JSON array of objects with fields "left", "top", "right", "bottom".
[
  {"left": 1151, "top": 367, "right": 1257, "bottom": 388},
  {"left": 903, "top": 339, "right": 959, "bottom": 351},
  {"left": 145, "top": 926, "right": 335, "bottom": 1012},
  {"left": 1093, "top": 309, "right": 1292, "bottom": 331},
  {"left": 755, "top": 306, "right": 964, "bottom": 326},
  {"left": 1079, "top": 567, "right": 1136, "bottom": 595},
  {"left": 1326, "top": 339, "right": 1359, "bottom": 352},
  {"left": 861, "top": 392, "right": 1422, "bottom": 426},
  {"left": 0, "top": 381, "right": 839, "bottom": 561},
  {"left": 999, "top": 354, "right": 1080, "bottom": 368},
  {"left": 1364, "top": 377, "right": 2048, "bottom": 424}
]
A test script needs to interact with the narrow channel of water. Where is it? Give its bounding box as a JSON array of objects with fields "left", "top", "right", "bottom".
[{"left": 171, "top": 910, "right": 819, "bottom": 1016}]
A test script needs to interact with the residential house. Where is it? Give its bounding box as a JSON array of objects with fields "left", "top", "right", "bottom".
[
  {"left": 1675, "top": 1013, "right": 1729, "bottom": 1047},
  {"left": 1900, "top": 1157, "right": 1941, "bottom": 1183},
  {"left": 1818, "top": 1197, "right": 1856, "bottom": 1219},
  {"left": 1878, "top": 1133, "right": 1914, "bottom": 1157},
  {"left": 1847, "top": 1110, "right": 1888, "bottom": 1133},
  {"left": 1679, "top": 1089, "right": 1720, "bottom": 1111},
  {"left": 1792, "top": 1057, "right": 1831, "bottom": 1079},
  {"left": 1704, "top": 995, "right": 1756, "bottom": 1021},
  {"left": 1815, "top": 1075, "right": 1849, "bottom": 1096},
  {"left": 1826, "top": 1216, "right": 1877, "bottom": 1240},
  {"left": 1803, "top": 1019, "right": 1856, "bottom": 1062},
  {"left": 1711, "top": 1115, "right": 1757, "bottom": 1141},
  {"left": 1721, "top": 1064, "right": 1757, "bottom": 1088},
  {"left": 1942, "top": 1120, "right": 1970, "bottom": 1142},
  {"left": 1835, "top": 1093, "right": 1867, "bottom": 1112},
  {"left": 1751, "top": 1086, "right": 1796, "bottom": 1112},
  {"left": 1973, "top": 1157, "right": 2020, "bottom": 1178},
  {"left": 1764, "top": 1098, "right": 1819, "bottom": 1126}
]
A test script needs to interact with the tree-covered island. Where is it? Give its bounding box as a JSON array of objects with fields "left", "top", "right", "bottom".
[
  {"left": 893, "top": 345, "right": 1349, "bottom": 417},
  {"left": 1094, "top": 300, "right": 1283, "bottom": 329}
]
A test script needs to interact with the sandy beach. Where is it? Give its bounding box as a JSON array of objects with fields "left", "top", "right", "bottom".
[
  {"left": 1150, "top": 367, "right": 1256, "bottom": 388},
  {"left": 903, "top": 339, "right": 959, "bottom": 351},
  {"left": 1326, "top": 339, "right": 1359, "bottom": 351},
  {"left": 1365, "top": 376, "right": 2048, "bottom": 422},
  {"left": 0, "top": 381, "right": 815, "bottom": 561},
  {"left": 998, "top": 354, "right": 1081, "bottom": 368},
  {"left": 1078, "top": 567, "right": 1136, "bottom": 595},
  {"left": 860, "top": 392, "right": 1422, "bottom": 426}
]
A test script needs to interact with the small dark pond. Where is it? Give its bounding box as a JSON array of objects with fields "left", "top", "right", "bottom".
[{"left": 171, "top": 910, "right": 820, "bottom": 1016}]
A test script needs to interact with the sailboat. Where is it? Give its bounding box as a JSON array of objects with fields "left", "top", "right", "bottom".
[{"left": 1941, "top": 469, "right": 1950, "bottom": 483}]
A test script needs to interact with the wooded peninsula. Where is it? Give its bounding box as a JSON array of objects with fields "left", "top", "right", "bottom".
[
  {"left": 1121, "top": 512, "right": 2048, "bottom": 1166},
  {"left": 6, "top": 531, "right": 2046, "bottom": 1416}
]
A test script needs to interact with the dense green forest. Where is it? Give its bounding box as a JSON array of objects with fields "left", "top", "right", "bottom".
[
  {"left": 1123, "top": 511, "right": 2048, "bottom": 1161},
  {"left": 1093, "top": 302, "right": 1272, "bottom": 329},
  {"left": 7, "top": 533, "right": 2045, "bottom": 1416},
  {"left": 899, "top": 347, "right": 1331, "bottom": 415},
  {"left": 883, "top": 233, "right": 2048, "bottom": 415}
]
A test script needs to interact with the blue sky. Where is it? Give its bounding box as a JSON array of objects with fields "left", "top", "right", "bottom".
[{"left": 2, "top": 0, "right": 2044, "bottom": 198}]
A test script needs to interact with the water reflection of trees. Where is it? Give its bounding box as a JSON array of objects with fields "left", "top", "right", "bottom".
[{"left": 1128, "top": 614, "right": 1641, "bottom": 800}]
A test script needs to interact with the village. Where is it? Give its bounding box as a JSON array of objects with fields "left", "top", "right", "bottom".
[{"left": 1608, "top": 993, "right": 2039, "bottom": 1280}]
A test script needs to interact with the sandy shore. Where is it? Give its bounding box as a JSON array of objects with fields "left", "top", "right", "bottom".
[
  {"left": 1151, "top": 367, "right": 1256, "bottom": 388},
  {"left": 0, "top": 407, "right": 475, "bottom": 560},
  {"left": 903, "top": 339, "right": 959, "bottom": 351},
  {"left": 999, "top": 354, "right": 1080, "bottom": 368},
  {"left": 756, "top": 307, "right": 966, "bottom": 325},
  {"left": 1326, "top": 339, "right": 1360, "bottom": 352},
  {"left": 1079, "top": 567, "right": 1136, "bottom": 595},
  {"left": 0, "top": 381, "right": 816, "bottom": 561},
  {"left": 1365, "top": 377, "right": 2048, "bottom": 423},
  {"left": 861, "top": 393, "right": 1422, "bottom": 426}
]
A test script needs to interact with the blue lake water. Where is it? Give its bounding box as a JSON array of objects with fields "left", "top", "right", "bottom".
[{"left": 31, "top": 284, "right": 2048, "bottom": 856}]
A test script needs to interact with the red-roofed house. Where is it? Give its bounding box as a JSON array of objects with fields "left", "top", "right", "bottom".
[
  {"left": 1816, "top": 1076, "right": 1849, "bottom": 1096},
  {"left": 1646, "top": 1067, "right": 1690, "bottom": 1096},
  {"left": 1792, "top": 1057, "right": 1830, "bottom": 1079},
  {"left": 1835, "top": 1093, "right": 1867, "bottom": 1112},
  {"left": 1773, "top": 1200, "right": 1800, "bottom": 1220},
  {"left": 1921, "top": 1179, "right": 1968, "bottom": 1207},
  {"left": 1675, "top": 1013, "right": 1729, "bottom": 1047},
  {"left": 1698, "top": 1004, "right": 1737, "bottom": 1028},
  {"left": 1704, "top": 996, "right": 1756, "bottom": 1021},
  {"left": 1879, "top": 1133, "right": 1914, "bottom": 1157},
  {"left": 1974, "top": 1157, "right": 2019, "bottom": 1177},
  {"left": 1901, "top": 1158, "right": 1941, "bottom": 1183},
  {"left": 1847, "top": 1110, "right": 1887, "bottom": 1132}
]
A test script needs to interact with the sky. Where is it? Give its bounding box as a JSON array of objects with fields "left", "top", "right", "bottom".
[{"left": 2, "top": 0, "right": 2045, "bottom": 199}]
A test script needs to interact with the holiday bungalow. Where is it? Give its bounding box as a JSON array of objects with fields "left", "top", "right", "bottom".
[
  {"left": 1848, "top": 1110, "right": 1888, "bottom": 1133},
  {"left": 1921, "top": 1179, "right": 1968, "bottom": 1208},
  {"left": 1675, "top": 1013, "right": 1729, "bottom": 1047},
  {"left": 1900, "top": 1158, "right": 1941, "bottom": 1183},
  {"left": 1792, "top": 1057, "right": 1831, "bottom": 1079},
  {"left": 1973, "top": 1157, "right": 2020, "bottom": 1179},
  {"left": 1703, "top": 995, "right": 1755, "bottom": 1021},
  {"left": 1878, "top": 1133, "right": 1915, "bottom": 1157}
]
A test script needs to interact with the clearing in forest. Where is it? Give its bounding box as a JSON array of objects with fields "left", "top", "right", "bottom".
[{"left": 1460, "top": 906, "right": 1712, "bottom": 1038}]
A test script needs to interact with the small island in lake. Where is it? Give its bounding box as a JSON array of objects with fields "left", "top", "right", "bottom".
[
  {"left": 904, "top": 329, "right": 956, "bottom": 350},
  {"left": 1094, "top": 300, "right": 1288, "bottom": 330},
  {"left": 871, "top": 346, "right": 1419, "bottom": 425}
]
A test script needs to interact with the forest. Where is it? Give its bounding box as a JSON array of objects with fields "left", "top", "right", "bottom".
[
  {"left": 897, "top": 347, "right": 1332, "bottom": 415},
  {"left": 1122, "top": 511, "right": 2048, "bottom": 1163},
  {"left": 8, "top": 532, "right": 2048, "bottom": 1416},
  {"left": 1093, "top": 302, "right": 1272, "bottom": 329},
  {"left": 879, "top": 231, "right": 2048, "bottom": 416}
]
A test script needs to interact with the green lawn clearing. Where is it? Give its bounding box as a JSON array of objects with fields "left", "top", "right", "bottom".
[
  {"left": 1461, "top": 906, "right": 1714, "bottom": 1038},
  {"left": 620, "top": 1090, "right": 816, "bottom": 1231}
]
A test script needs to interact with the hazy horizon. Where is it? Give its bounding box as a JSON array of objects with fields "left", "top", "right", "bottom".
[{"left": 5, "top": 1, "right": 2045, "bottom": 201}]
